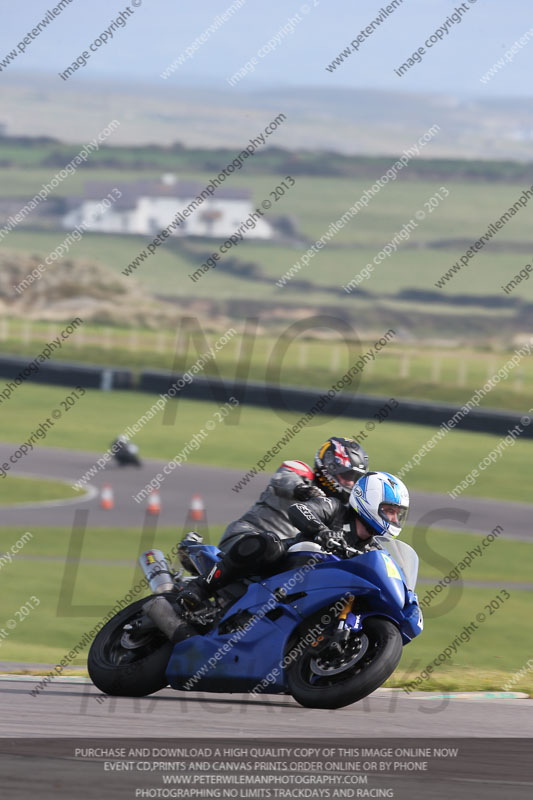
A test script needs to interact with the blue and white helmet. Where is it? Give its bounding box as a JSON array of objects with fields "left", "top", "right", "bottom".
[{"left": 349, "top": 471, "right": 409, "bottom": 538}]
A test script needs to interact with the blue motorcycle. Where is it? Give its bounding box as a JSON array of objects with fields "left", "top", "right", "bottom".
[{"left": 88, "top": 536, "right": 423, "bottom": 709}]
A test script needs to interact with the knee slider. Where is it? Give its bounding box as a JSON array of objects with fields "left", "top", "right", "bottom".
[
  {"left": 230, "top": 533, "right": 266, "bottom": 563},
  {"left": 262, "top": 531, "right": 285, "bottom": 564},
  {"left": 229, "top": 531, "right": 284, "bottom": 565}
]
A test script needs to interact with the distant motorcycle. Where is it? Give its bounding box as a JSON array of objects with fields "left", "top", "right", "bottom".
[
  {"left": 88, "top": 535, "right": 423, "bottom": 709},
  {"left": 111, "top": 438, "right": 141, "bottom": 467}
]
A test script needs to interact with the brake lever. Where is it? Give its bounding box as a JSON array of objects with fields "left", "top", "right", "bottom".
[
  {"left": 343, "top": 544, "right": 359, "bottom": 557},
  {"left": 326, "top": 539, "right": 358, "bottom": 557}
]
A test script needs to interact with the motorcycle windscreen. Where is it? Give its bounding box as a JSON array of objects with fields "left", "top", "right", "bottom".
[{"left": 378, "top": 537, "right": 419, "bottom": 591}]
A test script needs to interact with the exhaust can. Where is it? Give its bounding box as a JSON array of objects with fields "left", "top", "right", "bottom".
[{"left": 139, "top": 549, "right": 174, "bottom": 594}]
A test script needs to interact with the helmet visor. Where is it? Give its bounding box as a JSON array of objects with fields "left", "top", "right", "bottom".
[
  {"left": 379, "top": 502, "right": 408, "bottom": 529},
  {"left": 336, "top": 468, "right": 365, "bottom": 488}
]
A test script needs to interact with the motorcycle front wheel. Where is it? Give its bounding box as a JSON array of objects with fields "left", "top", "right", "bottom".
[
  {"left": 88, "top": 597, "right": 173, "bottom": 697},
  {"left": 286, "top": 615, "right": 402, "bottom": 709}
]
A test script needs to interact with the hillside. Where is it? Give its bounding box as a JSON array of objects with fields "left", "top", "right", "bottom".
[
  {"left": 0, "top": 252, "right": 227, "bottom": 330},
  {"left": 2, "top": 75, "right": 533, "bottom": 160}
]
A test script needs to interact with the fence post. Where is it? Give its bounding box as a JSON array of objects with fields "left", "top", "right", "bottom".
[
  {"left": 101, "top": 369, "right": 113, "bottom": 392},
  {"left": 23, "top": 321, "right": 32, "bottom": 345},
  {"left": 329, "top": 345, "right": 340, "bottom": 372},
  {"left": 457, "top": 359, "right": 467, "bottom": 387},
  {"left": 431, "top": 356, "right": 441, "bottom": 384}
]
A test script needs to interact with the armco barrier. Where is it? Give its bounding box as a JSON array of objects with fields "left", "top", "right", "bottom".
[
  {"left": 0, "top": 356, "right": 133, "bottom": 391},
  {"left": 139, "top": 369, "right": 533, "bottom": 438}
]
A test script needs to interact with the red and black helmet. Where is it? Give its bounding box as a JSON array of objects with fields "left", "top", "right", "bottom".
[{"left": 314, "top": 437, "right": 369, "bottom": 501}]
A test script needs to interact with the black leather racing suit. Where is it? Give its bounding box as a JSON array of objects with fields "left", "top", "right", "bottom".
[
  {"left": 187, "top": 480, "right": 364, "bottom": 602},
  {"left": 288, "top": 496, "right": 377, "bottom": 554},
  {"left": 219, "top": 465, "right": 316, "bottom": 551}
]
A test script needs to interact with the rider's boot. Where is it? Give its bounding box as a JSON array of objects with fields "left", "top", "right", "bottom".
[
  {"left": 176, "top": 561, "right": 235, "bottom": 612},
  {"left": 176, "top": 531, "right": 285, "bottom": 612}
]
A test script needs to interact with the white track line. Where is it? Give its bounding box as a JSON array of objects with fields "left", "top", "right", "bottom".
[{"left": 1, "top": 472, "right": 97, "bottom": 509}]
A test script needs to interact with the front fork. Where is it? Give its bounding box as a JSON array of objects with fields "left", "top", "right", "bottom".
[{"left": 331, "top": 596, "right": 362, "bottom": 649}]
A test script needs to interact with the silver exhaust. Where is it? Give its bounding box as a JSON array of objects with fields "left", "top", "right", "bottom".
[{"left": 143, "top": 596, "right": 196, "bottom": 644}]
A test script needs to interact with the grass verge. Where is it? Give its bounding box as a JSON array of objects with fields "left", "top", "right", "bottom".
[
  {"left": 0, "top": 475, "right": 82, "bottom": 505},
  {"left": 385, "top": 668, "right": 533, "bottom": 696}
]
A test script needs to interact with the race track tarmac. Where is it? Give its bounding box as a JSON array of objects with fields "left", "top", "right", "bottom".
[
  {"left": 1, "top": 678, "right": 531, "bottom": 738},
  {"left": 1, "top": 679, "right": 531, "bottom": 799},
  {"left": 0, "top": 444, "right": 530, "bottom": 540}
]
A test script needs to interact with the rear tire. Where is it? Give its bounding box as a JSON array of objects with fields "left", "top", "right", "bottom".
[
  {"left": 286, "top": 615, "right": 402, "bottom": 709},
  {"left": 88, "top": 597, "right": 173, "bottom": 697}
]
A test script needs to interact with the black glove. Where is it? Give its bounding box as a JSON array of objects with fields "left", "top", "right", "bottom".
[
  {"left": 315, "top": 529, "right": 346, "bottom": 555},
  {"left": 293, "top": 483, "right": 325, "bottom": 501}
]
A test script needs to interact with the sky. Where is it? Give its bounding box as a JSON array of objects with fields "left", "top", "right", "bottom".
[{"left": 1, "top": 0, "right": 532, "bottom": 97}]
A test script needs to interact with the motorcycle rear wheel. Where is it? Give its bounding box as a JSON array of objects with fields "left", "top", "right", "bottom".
[
  {"left": 88, "top": 597, "right": 173, "bottom": 697},
  {"left": 286, "top": 615, "right": 402, "bottom": 709}
]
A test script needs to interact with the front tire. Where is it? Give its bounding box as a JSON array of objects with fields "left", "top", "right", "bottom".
[
  {"left": 286, "top": 615, "right": 402, "bottom": 709},
  {"left": 88, "top": 597, "right": 173, "bottom": 697}
]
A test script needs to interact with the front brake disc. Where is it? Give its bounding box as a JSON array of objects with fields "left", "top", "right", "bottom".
[{"left": 310, "top": 634, "right": 369, "bottom": 676}]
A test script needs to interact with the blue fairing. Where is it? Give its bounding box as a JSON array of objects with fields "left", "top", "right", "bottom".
[
  {"left": 186, "top": 544, "right": 221, "bottom": 577},
  {"left": 166, "top": 544, "right": 422, "bottom": 694}
]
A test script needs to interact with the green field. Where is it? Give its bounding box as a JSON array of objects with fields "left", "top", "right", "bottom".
[
  {"left": 3, "top": 169, "right": 533, "bottom": 303},
  {"left": 3, "top": 168, "right": 533, "bottom": 244},
  {"left": 400, "top": 524, "right": 521, "bottom": 585},
  {"left": 0, "top": 383, "right": 531, "bottom": 504},
  {"left": 3, "top": 160, "right": 533, "bottom": 353},
  {"left": 0, "top": 524, "right": 530, "bottom": 693},
  {"left": 0, "top": 475, "right": 81, "bottom": 505},
  {"left": 3, "top": 231, "right": 531, "bottom": 306},
  {"left": 6, "top": 226, "right": 531, "bottom": 307}
]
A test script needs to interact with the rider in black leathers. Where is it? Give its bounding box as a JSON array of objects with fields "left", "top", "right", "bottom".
[
  {"left": 219, "top": 437, "right": 369, "bottom": 551},
  {"left": 111, "top": 436, "right": 141, "bottom": 467},
  {"left": 146, "top": 470, "right": 409, "bottom": 644},
  {"left": 178, "top": 437, "right": 368, "bottom": 608}
]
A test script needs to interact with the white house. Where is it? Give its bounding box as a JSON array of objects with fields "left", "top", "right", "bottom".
[{"left": 62, "top": 176, "right": 273, "bottom": 239}]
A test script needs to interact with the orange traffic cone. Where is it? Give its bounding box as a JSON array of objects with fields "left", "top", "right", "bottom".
[
  {"left": 147, "top": 489, "right": 161, "bottom": 516},
  {"left": 189, "top": 493, "right": 205, "bottom": 522},
  {"left": 100, "top": 484, "right": 114, "bottom": 510}
]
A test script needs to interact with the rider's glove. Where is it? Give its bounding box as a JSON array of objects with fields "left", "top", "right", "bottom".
[
  {"left": 293, "top": 482, "right": 326, "bottom": 501},
  {"left": 315, "top": 528, "right": 346, "bottom": 555}
]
